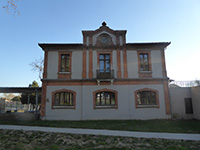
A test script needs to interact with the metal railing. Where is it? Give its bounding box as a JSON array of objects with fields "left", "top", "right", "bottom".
[
  {"left": 170, "top": 80, "right": 200, "bottom": 87},
  {"left": 0, "top": 100, "right": 40, "bottom": 113},
  {"left": 96, "top": 69, "right": 114, "bottom": 79}
]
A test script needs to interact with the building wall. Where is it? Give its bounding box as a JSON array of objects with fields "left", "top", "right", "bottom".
[
  {"left": 46, "top": 49, "right": 165, "bottom": 80},
  {"left": 169, "top": 86, "right": 193, "bottom": 119},
  {"left": 191, "top": 86, "right": 200, "bottom": 120},
  {"left": 151, "top": 50, "right": 163, "bottom": 78},
  {"left": 112, "top": 50, "right": 117, "bottom": 78},
  {"left": 47, "top": 51, "right": 83, "bottom": 79},
  {"left": 47, "top": 51, "right": 58, "bottom": 79},
  {"left": 127, "top": 51, "right": 138, "bottom": 78},
  {"left": 71, "top": 50, "right": 82, "bottom": 79},
  {"left": 44, "top": 84, "right": 169, "bottom": 120}
]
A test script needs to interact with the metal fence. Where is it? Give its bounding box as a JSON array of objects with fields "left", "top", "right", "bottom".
[
  {"left": 0, "top": 100, "right": 38, "bottom": 113},
  {"left": 170, "top": 80, "right": 200, "bottom": 87}
]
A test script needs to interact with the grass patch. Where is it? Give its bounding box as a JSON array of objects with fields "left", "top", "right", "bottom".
[
  {"left": 0, "top": 119, "right": 200, "bottom": 133},
  {"left": 0, "top": 129, "right": 199, "bottom": 150}
]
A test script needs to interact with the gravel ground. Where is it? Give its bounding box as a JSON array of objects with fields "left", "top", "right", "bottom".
[{"left": 0, "top": 129, "right": 200, "bottom": 150}]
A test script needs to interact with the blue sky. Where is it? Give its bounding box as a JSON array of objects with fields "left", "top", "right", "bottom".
[{"left": 0, "top": 0, "right": 200, "bottom": 87}]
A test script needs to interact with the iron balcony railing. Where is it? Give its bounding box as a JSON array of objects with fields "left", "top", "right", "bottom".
[{"left": 96, "top": 69, "right": 114, "bottom": 79}]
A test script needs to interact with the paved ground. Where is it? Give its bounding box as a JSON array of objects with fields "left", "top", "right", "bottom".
[{"left": 0, "top": 125, "right": 200, "bottom": 141}]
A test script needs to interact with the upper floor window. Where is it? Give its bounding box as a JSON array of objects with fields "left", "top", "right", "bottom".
[
  {"left": 93, "top": 89, "right": 118, "bottom": 109},
  {"left": 52, "top": 89, "right": 76, "bottom": 109},
  {"left": 135, "top": 88, "right": 159, "bottom": 108},
  {"left": 138, "top": 52, "right": 152, "bottom": 78},
  {"left": 139, "top": 53, "right": 149, "bottom": 71},
  {"left": 58, "top": 52, "right": 72, "bottom": 79},
  {"left": 99, "top": 54, "right": 110, "bottom": 72},
  {"left": 61, "top": 54, "right": 70, "bottom": 72}
]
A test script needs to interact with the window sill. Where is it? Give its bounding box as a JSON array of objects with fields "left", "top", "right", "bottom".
[
  {"left": 139, "top": 71, "right": 152, "bottom": 73},
  {"left": 58, "top": 72, "right": 71, "bottom": 74},
  {"left": 136, "top": 105, "right": 159, "bottom": 108},
  {"left": 58, "top": 72, "right": 71, "bottom": 79},
  {"left": 52, "top": 105, "right": 75, "bottom": 109},
  {"left": 94, "top": 105, "right": 117, "bottom": 109},
  {"left": 139, "top": 71, "right": 152, "bottom": 78}
]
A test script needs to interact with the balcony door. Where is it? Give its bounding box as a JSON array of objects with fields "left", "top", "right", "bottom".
[{"left": 99, "top": 54, "right": 110, "bottom": 72}]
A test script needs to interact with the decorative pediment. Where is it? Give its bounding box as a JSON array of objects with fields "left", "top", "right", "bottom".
[
  {"left": 93, "top": 22, "right": 115, "bottom": 35},
  {"left": 82, "top": 22, "right": 127, "bottom": 46}
]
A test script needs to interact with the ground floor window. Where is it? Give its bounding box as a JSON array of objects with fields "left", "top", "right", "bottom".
[
  {"left": 55, "top": 92, "right": 73, "bottom": 106},
  {"left": 93, "top": 89, "right": 118, "bottom": 109},
  {"left": 135, "top": 88, "right": 159, "bottom": 108},
  {"left": 52, "top": 89, "right": 76, "bottom": 109}
]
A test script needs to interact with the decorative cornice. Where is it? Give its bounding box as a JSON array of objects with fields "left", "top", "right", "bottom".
[
  {"left": 42, "top": 77, "right": 169, "bottom": 82},
  {"left": 38, "top": 42, "right": 170, "bottom": 51}
]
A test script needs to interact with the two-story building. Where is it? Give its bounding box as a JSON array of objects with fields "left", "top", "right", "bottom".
[{"left": 39, "top": 22, "right": 171, "bottom": 120}]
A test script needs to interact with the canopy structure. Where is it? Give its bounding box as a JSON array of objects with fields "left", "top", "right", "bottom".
[
  {"left": 0, "top": 87, "right": 41, "bottom": 93},
  {"left": 0, "top": 87, "right": 42, "bottom": 114}
]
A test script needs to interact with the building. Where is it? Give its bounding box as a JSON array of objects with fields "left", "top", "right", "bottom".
[{"left": 39, "top": 22, "right": 171, "bottom": 120}]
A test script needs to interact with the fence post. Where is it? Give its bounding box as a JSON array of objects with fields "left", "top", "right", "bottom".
[
  {"left": 35, "top": 90, "right": 38, "bottom": 114},
  {"left": 28, "top": 94, "right": 30, "bottom": 105}
]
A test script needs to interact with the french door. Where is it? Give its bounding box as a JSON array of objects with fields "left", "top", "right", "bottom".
[{"left": 99, "top": 54, "right": 110, "bottom": 72}]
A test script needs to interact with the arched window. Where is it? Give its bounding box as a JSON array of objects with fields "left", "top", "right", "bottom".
[
  {"left": 135, "top": 88, "right": 159, "bottom": 108},
  {"left": 52, "top": 89, "right": 76, "bottom": 109},
  {"left": 93, "top": 89, "right": 118, "bottom": 109}
]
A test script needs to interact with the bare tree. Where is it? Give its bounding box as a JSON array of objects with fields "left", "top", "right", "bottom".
[
  {"left": 2, "top": 0, "right": 20, "bottom": 15},
  {"left": 2, "top": 93, "right": 15, "bottom": 100},
  {"left": 29, "top": 58, "right": 44, "bottom": 80}
]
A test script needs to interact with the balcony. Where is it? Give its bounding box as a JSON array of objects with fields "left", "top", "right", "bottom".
[{"left": 96, "top": 69, "right": 114, "bottom": 85}]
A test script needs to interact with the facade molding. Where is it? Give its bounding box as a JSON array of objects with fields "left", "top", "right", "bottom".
[
  {"left": 38, "top": 43, "right": 170, "bottom": 51},
  {"left": 163, "top": 80, "right": 171, "bottom": 114},
  {"left": 82, "top": 49, "right": 87, "bottom": 78},
  {"left": 43, "top": 51, "right": 48, "bottom": 79},
  {"left": 89, "top": 49, "right": 93, "bottom": 78},
  {"left": 161, "top": 48, "right": 167, "bottom": 77},
  {"left": 123, "top": 49, "right": 128, "bottom": 78},
  {"left": 41, "top": 82, "right": 47, "bottom": 117},
  {"left": 42, "top": 78, "right": 168, "bottom": 86},
  {"left": 117, "top": 50, "right": 122, "bottom": 78}
]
